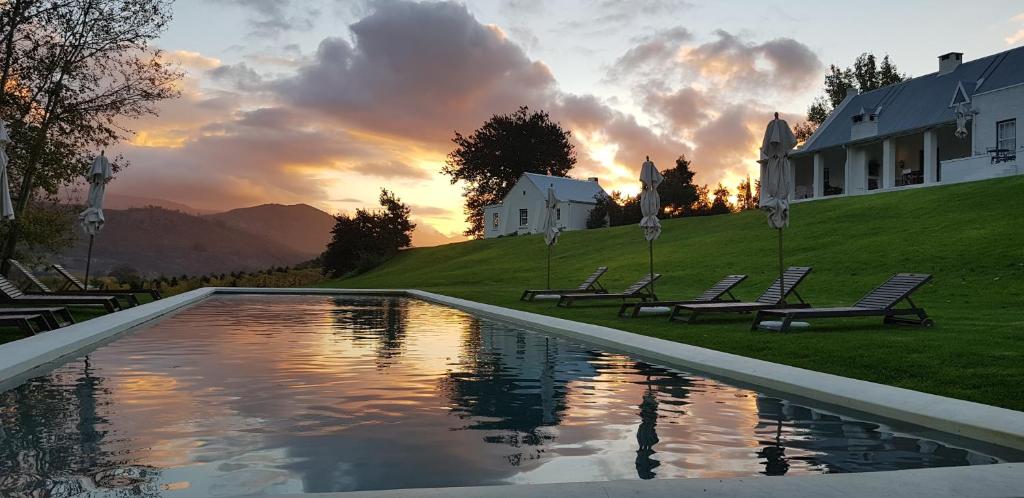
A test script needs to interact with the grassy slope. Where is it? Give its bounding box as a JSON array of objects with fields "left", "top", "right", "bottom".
[{"left": 333, "top": 176, "right": 1024, "bottom": 411}]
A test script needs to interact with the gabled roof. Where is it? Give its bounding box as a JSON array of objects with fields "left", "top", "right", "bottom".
[
  {"left": 522, "top": 173, "right": 607, "bottom": 203},
  {"left": 797, "top": 45, "right": 1024, "bottom": 156}
]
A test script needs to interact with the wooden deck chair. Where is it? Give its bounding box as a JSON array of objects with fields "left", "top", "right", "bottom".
[
  {"left": 0, "top": 307, "right": 74, "bottom": 330},
  {"left": 668, "top": 267, "right": 812, "bottom": 323},
  {"left": 8, "top": 260, "right": 141, "bottom": 308},
  {"left": 751, "top": 273, "right": 934, "bottom": 332},
  {"left": 0, "top": 275, "right": 120, "bottom": 313},
  {"left": 556, "top": 273, "right": 661, "bottom": 307},
  {"left": 618, "top": 274, "right": 747, "bottom": 317},
  {"left": 0, "top": 313, "right": 51, "bottom": 335},
  {"left": 51, "top": 263, "right": 161, "bottom": 300},
  {"left": 521, "top": 266, "right": 609, "bottom": 301}
]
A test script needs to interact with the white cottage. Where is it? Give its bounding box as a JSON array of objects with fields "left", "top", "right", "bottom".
[
  {"left": 482, "top": 173, "right": 608, "bottom": 239},
  {"left": 791, "top": 48, "right": 1023, "bottom": 200}
]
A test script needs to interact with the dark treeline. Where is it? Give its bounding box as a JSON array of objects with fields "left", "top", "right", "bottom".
[{"left": 586, "top": 155, "right": 759, "bottom": 229}]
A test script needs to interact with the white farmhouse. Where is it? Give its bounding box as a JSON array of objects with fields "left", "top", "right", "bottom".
[
  {"left": 790, "top": 48, "right": 1023, "bottom": 200},
  {"left": 482, "top": 173, "right": 608, "bottom": 239}
]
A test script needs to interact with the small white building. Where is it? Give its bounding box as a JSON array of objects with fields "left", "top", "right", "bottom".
[
  {"left": 482, "top": 173, "right": 608, "bottom": 239},
  {"left": 791, "top": 48, "right": 1023, "bottom": 200}
]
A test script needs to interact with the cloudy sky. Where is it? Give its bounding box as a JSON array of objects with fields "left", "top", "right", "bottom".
[{"left": 110, "top": 0, "right": 1024, "bottom": 240}]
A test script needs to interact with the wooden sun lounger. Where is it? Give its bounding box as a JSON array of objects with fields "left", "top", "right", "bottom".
[
  {"left": 668, "top": 267, "right": 812, "bottom": 323},
  {"left": 557, "top": 273, "right": 661, "bottom": 307},
  {"left": 0, "top": 307, "right": 74, "bottom": 330},
  {"left": 751, "top": 273, "right": 934, "bottom": 332},
  {"left": 8, "top": 260, "right": 142, "bottom": 307},
  {"left": 1, "top": 276, "right": 121, "bottom": 313},
  {"left": 0, "top": 313, "right": 51, "bottom": 335},
  {"left": 52, "top": 263, "right": 161, "bottom": 300},
  {"left": 618, "top": 274, "right": 748, "bottom": 317},
  {"left": 521, "top": 266, "right": 609, "bottom": 301}
]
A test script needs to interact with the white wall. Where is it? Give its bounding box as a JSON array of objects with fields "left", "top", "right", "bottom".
[
  {"left": 972, "top": 84, "right": 1024, "bottom": 158},
  {"left": 482, "top": 177, "right": 601, "bottom": 238}
]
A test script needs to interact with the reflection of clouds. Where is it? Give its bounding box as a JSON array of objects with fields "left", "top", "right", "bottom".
[{"left": 0, "top": 295, "right": 1014, "bottom": 495}]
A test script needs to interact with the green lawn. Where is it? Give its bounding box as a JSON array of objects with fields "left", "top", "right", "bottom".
[{"left": 331, "top": 175, "right": 1024, "bottom": 412}]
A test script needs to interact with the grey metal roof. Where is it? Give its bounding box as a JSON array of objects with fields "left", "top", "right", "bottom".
[
  {"left": 523, "top": 173, "right": 607, "bottom": 203},
  {"left": 797, "top": 45, "right": 1024, "bottom": 156}
]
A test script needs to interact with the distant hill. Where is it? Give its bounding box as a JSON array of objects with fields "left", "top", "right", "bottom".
[
  {"left": 56, "top": 207, "right": 313, "bottom": 277},
  {"left": 204, "top": 203, "right": 335, "bottom": 257}
]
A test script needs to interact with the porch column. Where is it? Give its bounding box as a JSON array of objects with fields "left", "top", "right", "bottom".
[
  {"left": 812, "top": 152, "right": 824, "bottom": 198},
  {"left": 844, "top": 147, "right": 854, "bottom": 195},
  {"left": 845, "top": 146, "right": 866, "bottom": 194},
  {"left": 923, "top": 129, "right": 938, "bottom": 184},
  {"left": 882, "top": 138, "right": 896, "bottom": 189}
]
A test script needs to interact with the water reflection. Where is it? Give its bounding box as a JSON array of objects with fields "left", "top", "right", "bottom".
[{"left": 0, "top": 295, "right": 1017, "bottom": 496}]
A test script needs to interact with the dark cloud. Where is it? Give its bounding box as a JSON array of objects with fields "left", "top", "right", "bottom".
[
  {"left": 350, "top": 160, "right": 431, "bottom": 180},
  {"left": 207, "top": 62, "right": 264, "bottom": 91},
  {"left": 682, "top": 30, "right": 821, "bottom": 93},
  {"left": 411, "top": 205, "right": 456, "bottom": 217},
  {"left": 608, "top": 27, "right": 693, "bottom": 79},
  {"left": 588, "top": 0, "right": 693, "bottom": 25},
  {"left": 274, "top": 0, "right": 557, "bottom": 143},
  {"left": 211, "top": 0, "right": 320, "bottom": 37},
  {"left": 331, "top": 198, "right": 364, "bottom": 203}
]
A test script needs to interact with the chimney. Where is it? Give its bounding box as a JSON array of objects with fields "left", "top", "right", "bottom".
[
  {"left": 938, "top": 52, "right": 962, "bottom": 75},
  {"left": 587, "top": 177, "right": 599, "bottom": 182}
]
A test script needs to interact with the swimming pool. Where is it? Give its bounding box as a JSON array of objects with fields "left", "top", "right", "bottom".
[{"left": 0, "top": 294, "right": 1020, "bottom": 496}]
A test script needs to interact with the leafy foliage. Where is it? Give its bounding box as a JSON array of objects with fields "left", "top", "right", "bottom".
[
  {"left": 660, "top": 155, "right": 698, "bottom": 217},
  {"left": 443, "top": 106, "right": 576, "bottom": 238},
  {"left": 321, "top": 189, "right": 416, "bottom": 278}
]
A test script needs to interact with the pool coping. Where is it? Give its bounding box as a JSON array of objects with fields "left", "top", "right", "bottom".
[{"left": 0, "top": 286, "right": 1022, "bottom": 496}]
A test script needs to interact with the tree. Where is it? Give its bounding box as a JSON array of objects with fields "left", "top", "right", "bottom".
[
  {"left": 660, "top": 154, "right": 698, "bottom": 217},
  {"left": 691, "top": 184, "right": 711, "bottom": 216},
  {"left": 801, "top": 53, "right": 907, "bottom": 137},
  {"left": 709, "top": 183, "right": 733, "bottom": 215},
  {"left": 107, "top": 263, "right": 141, "bottom": 288},
  {"left": 0, "top": 0, "right": 181, "bottom": 276},
  {"left": 443, "top": 106, "right": 576, "bottom": 238},
  {"left": 735, "top": 177, "right": 756, "bottom": 211},
  {"left": 321, "top": 189, "right": 416, "bottom": 278}
]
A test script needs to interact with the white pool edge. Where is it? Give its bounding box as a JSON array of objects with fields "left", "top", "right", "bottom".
[{"left": 0, "top": 286, "right": 1022, "bottom": 497}]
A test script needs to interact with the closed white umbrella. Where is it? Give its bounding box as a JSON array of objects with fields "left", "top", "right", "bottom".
[
  {"left": 758, "top": 113, "right": 796, "bottom": 306},
  {"left": 541, "top": 187, "right": 560, "bottom": 288},
  {"left": 639, "top": 156, "right": 662, "bottom": 292},
  {"left": 79, "top": 153, "right": 112, "bottom": 287},
  {"left": 0, "top": 121, "right": 13, "bottom": 220}
]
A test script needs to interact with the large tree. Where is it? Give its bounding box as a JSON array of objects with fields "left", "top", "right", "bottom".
[
  {"left": 659, "top": 154, "right": 698, "bottom": 217},
  {"left": 443, "top": 106, "right": 576, "bottom": 238},
  {"left": 796, "top": 52, "right": 907, "bottom": 142},
  {"left": 0, "top": 0, "right": 181, "bottom": 276},
  {"left": 321, "top": 189, "right": 416, "bottom": 278}
]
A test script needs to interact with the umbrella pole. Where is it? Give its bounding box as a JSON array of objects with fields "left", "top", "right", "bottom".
[
  {"left": 547, "top": 244, "right": 551, "bottom": 289},
  {"left": 777, "top": 228, "right": 785, "bottom": 305},
  {"left": 84, "top": 234, "right": 94, "bottom": 290},
  {"left": 649, "top": 239, "right": 654, "bottom": 295}
]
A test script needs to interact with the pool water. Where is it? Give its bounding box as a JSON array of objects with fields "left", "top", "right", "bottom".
[{"left": 0, "top": 295, "right": 1019, "bottom": 496}]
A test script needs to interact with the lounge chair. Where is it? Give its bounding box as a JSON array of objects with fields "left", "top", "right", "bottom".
[
  {"left": 8, "top": 260, "right": 142, "bottom": 307},
  {"left": 557, "top": 273, "right": 661, "bottom": 307},
  {"left": 0, "top": 313, "right": 51, "bottom": 335},
  {"left": 1, "top": 275, "right": 121, "bottom": 313},
  {"left": 618, "top": 274, "right": 748, "bottom": 317},
  {"left": 751, "top": 273, "right": 934, "bottom": 332},
  {"left": 668, "top": 267, "right": 812, "bottom": 323},
  {"left": 521, "top": 266, "right": 609, "bottom": 301},
  {"left": 0, "top": 307, "right": 74, "bottom": 330},
  {"left": 51, "top": 262, "right": 162, "bottom": 300}
]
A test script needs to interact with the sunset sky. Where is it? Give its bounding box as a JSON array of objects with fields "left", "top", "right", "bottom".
[{"left": 110, "top": 0, "right": 1024, "bottom": 241}]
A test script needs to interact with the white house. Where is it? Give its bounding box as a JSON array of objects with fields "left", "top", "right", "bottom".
[
  {"left": 482, "top": 173, "right": 608, "bottom": 239},
  {"left": 791, "top": 47, "right": 1023, "bottom": 200}
]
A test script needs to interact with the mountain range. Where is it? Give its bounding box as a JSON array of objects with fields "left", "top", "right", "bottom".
[{"left": 54, "top": 196, "right": 463, "bottom": 277}]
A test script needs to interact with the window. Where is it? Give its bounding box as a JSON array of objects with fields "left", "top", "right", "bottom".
[
  {"left": 492, "top": 212, "right": 500, "bottom": 229},
  {"left": 997, "top": 119, "right": 1016, "bottom": 151},
  {"left": 519, "top": 209, "right": 528, "bottom": 226},
  {"left": 556, "top": 208, "right": 561, "bottom": 221}
]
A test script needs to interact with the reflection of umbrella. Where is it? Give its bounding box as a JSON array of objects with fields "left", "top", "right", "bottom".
[
  {"left": 639, "top": 157, "right": 662, "bottom": 293},
  {"left": 635, "top": 381, "right": 660, "bottom": 479},
  {"left": 541, "top": 187, "right": 560, "bottom": 289},
  {"left": 758, "top": 114, "right": 796, "bottom": 305},
  {"left": 79, "top": 153, "right": 112, "bottom": 288},
  {"left": 0, "top": 121, "right": 13, "bottom": 220}
]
